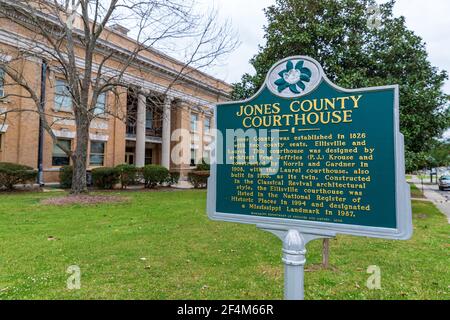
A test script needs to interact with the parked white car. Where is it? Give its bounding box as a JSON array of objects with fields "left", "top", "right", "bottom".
[{"left": 438, "top": 175, "right": 450, "bottom": 191}]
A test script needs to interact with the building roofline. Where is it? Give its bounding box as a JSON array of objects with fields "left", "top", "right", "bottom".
[
  {"left": 0, "top": 0, "right": 232, "bottom": 99},
  {"left": 103, "top": 23, "right": 232, "bottom": 89}
]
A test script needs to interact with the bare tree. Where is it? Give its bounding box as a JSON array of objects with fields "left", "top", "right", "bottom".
[{"left": 0, "top": 0, "right": 237, "bottom": 193}]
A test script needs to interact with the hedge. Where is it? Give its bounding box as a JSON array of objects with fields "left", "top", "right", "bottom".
[
  {"left": 142, "top": 165, "right": 169, "bottom": 188},
  {"left": 188, "top": 170, "right": 210, "bottom": 189},
  {"left": 115, "top": 164, "right": 138, "bottom": 189},
  {"left": 59, "top": 165, "right": 73, "bottom": 189},
  {"left": 91, "top": 167, "right": 120, "bottom": 189},
  {"left": 166, "top": 171, "right": 180, "bottom": 186},
  {"left": 196, "top": 159, "right": 210, "bottom": 171},
  {"left": 0, "top": 162, "right": 38, "bottom": 190}
]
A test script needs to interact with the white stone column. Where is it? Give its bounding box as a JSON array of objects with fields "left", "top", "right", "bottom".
[
  {"left": 135, "top": 93, "right": 146, "bottom": 167},
  {"left": 161, "top": 97, "right": 172, "bottom": 170}
]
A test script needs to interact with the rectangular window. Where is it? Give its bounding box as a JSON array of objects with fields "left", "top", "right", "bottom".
[
  {"left": 52, "top": 139, "right": 71, "bottom": 166},
  {"left": 94, "top": 92, "right": 106, "bottom": 115},
  {"left": 54, "top": 79, "right": 72, "bottom": 111},
  {"left": 0, "top": 68, "right": 5, "bottom": 98},
  {"left": 190, "top": 148, "right": 196, "bottom": 167},
  {"left": 204, "top": 117, "right": 211, "bottom": 134},
  {"left": 146, "top": 109, "right": 153, "bottom": 130},
  {"left": 90, "top": 141, "right": 105, "bottom": 166},
  {"left": 0, "top": 133, "right": 3, "bottom": 151},
  {"left": 145, "top": 148, "right": 153, "bottom": 165},
  {"left": 190, "top": 113, "right": 198, "bottom": 132}
]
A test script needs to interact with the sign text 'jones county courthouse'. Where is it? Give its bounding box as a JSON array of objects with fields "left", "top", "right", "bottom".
[{"left": 208, "top": 56, "right": 412, "bottom": 240}]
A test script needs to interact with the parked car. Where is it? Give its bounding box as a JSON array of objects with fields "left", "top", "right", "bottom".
[{"left": 438, "top": 175, "right": 450, "bottom": 191}]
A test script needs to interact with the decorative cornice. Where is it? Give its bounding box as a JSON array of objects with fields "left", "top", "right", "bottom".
[
  {"left": 53, "top": 117, "right": 75, "bottom": 126},
  {"left": 0, "top": 54, "right": 11, "bottom": 63},
  {"left": 90, "top": 133, "right": 109, "bottom": 141},
  {"left": 93, "top": 38, "right": 231, "bottom": 99},
  {"left": 0, "top": 29, "right": 220, "bottom": 109},
  {"left": 91, "top": 121, "right": 109, "bottom": 130},
  {"left": 125, "top": 135, "right": 162, "bottom": 144},
  {"left": 52, "top": 129, "right": 75, "bottom": 139},
  {"left": 0, "top": 2, "right": 231, "bottom": 100}
]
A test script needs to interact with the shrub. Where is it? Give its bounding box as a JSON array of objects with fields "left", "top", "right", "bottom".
[
  {"left": 196, "top": 159, "right": 210, "bottom": 171},
  {"left": 59, "top": 165, "right": 73, "bottom": 189},
  {"left": 188, "top": 171, "right": 210, "bottom": 189},
  {"left": 0, "top": 162, "right": 38, "bottom": 190},
  {"left": 166, "top": 171, "right": 180, "bottom": 186},
  {"left": 115, "top": 164, "right": 138, "bottom": 189},
  {"left": 91, "top": 167, "right": 120, "bottom": 189},
  {"left": 142, "top": 165, "right": 169, "bottom": 188}
]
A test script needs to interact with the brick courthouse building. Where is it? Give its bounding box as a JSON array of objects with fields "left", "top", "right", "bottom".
[{"left": 0, "top": 6, "right": 231, "bottom": 184}]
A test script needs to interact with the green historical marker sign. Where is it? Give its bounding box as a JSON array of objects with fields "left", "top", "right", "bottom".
[
  {"left": 207, "top": 56, "right": 413, "bottom": 300},
  {"left": 208, "top": 56, "right": 412, "bottom": 240}
]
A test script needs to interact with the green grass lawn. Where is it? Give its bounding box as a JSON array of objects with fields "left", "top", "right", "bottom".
[
  {"left": 0, "top": 190, "right": 449, "bottom": 300},
  {"left": 410, "top": 184, "right": 425, "bottom": 199}
]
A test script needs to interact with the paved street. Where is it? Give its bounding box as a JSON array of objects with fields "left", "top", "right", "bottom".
[{"left": 411, "top": 177, "right": 450, "bottom": 223}]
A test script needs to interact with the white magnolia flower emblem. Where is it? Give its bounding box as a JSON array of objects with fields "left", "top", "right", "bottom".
[
  {"left": 283, "top": 69, "right": 301, "bottom": 85},
  {"left": 274, "top": 60, "right": 312, "bottom": 94}
]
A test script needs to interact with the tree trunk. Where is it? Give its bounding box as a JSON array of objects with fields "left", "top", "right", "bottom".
[
  {"left": 71, "top": 115, "right": 90, "bottom": 194},
  {"left": 322, "top": 238, "right": 330, "bottom": 269}
]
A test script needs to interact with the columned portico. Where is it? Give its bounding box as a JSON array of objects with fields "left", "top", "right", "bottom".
[
  {"left": 135, "top": 93, "right": 147, "bottom": 167},
  {"left": 161, "top": 97, "right": 172, "bottom": 170},
  {"left": 130, "top": 91, "right": 172, "bottom": 169}
]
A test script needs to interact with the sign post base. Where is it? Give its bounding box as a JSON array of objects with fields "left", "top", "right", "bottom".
[
  {"left": 258, "top": 225, "right": 335, "bottom": 300},
  {"left": 282, "top": 229, "right": 306, "bottom": 300}
]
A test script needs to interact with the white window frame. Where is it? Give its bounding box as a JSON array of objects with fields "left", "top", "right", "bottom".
[
  {"left": 93, "top": 92, "right": 107, "bottom": 116},
  {"left": 54, "top": 79, "right": 73, "bottom": 112},
  {"left": 190, "top": 113, "right": 198, "bottom": 133},
  {"left": 204, "top": 117, "right": 211, "bottom": 134},
  {"left": 52, "top": 139, "right": 71, "bottom": 166},
  {"left": 89, "top": 140, "right": 106, "bottom": 166}
]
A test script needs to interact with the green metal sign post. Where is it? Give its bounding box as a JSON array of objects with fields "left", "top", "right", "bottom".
[{"left": 207, "top": 56, "right": 412, "bottom": 300}]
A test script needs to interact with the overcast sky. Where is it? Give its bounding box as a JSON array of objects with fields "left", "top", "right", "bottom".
[{"left": 208, "top": 0, "right": 450, "bottom": 97}]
